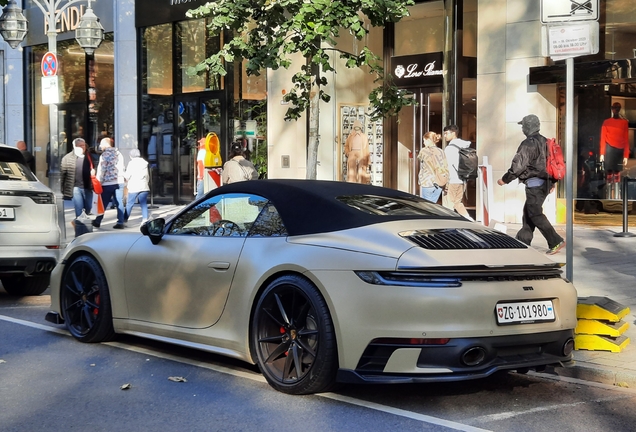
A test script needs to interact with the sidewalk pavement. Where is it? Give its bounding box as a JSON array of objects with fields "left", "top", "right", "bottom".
[
  {"left": 504, "top": 222, "right": 636, "bottom": 388},
  {"left": 62, "top": 202, "right": 636, "bottom": 388}
]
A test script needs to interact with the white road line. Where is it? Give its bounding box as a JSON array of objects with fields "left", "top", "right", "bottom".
[
  {"left": 319, "top": 393, "right": 491, "bottom": 432},
  {"left": 469, "top": 395, "right": 631, "bottom": 424},
  {"left": 0, "top": 313, "right": 491, "bottom": 432},
  {"left": 0, "top": 314, "right": 68, "bottom": 336},
  {"left": 530, "top": 371, "right": 636, "bottom": 395}
]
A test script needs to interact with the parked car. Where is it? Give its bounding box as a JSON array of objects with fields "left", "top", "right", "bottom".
[
  {"left": 0, "top": 144, "right": 60, "bottom": 296},
  {"left": 46, "top": 179, "right": 577, "bottom": 394}
]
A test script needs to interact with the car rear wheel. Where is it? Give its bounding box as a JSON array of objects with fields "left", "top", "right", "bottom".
[
  {"left": 252, "top": 275, "right": 338, "bottom": 394},
  {"left": 1, "top": 274, "right": 50, "bottom": 296},
  {"left": 60, "top": 255, "right": 115, "bottom": 343}
]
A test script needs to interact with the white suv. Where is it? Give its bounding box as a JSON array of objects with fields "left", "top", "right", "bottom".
[{"left": 0, "top": 144, "right": 60, "bottom": 296}]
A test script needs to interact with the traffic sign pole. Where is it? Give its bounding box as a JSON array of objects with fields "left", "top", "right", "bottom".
[{"left": 540, "top": 0, "right": 599, "bottom": 282}]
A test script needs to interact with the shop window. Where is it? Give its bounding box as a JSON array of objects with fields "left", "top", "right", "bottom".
[
  {"left": 233, "top": 23, "right": 268, "bottom": 178},
  {"left": 177, "top": 19, "right": 222, "bottom": 93},
  {"left": 142, "top": 24, "right": 173, "bottom": 95},
  {"left": 463, "top": 0, "right": 477, "bottom": 58},
  {"left": 394, "top": 1, "right": 444, "bottom": 56},
  {"left": 605, "top": 0, "right": 636, "bottom": 60},
  {"left": 28, "top": 34, "right": 115, "bottom": 178},
  {"left": 91, "top": 36, "right": 115, "bottom": 144}
]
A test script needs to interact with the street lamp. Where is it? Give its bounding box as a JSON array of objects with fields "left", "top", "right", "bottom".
[
  {"left": 0, "top": 0, "right": 104, "bottom": 241},
  {"left": 0, "top": 0, "right": 28, "bottom": 49},
  {"left": 74, "top": 2, "right": 104, "bottom": 55}
]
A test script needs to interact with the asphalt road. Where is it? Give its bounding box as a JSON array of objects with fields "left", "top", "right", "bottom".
[{"left": 2, "top": 289, "right": 636, "bottom": 432}]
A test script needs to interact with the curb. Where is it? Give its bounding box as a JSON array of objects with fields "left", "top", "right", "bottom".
[{"left": 549, "top": 361, "right": 636, "bottom": 389}]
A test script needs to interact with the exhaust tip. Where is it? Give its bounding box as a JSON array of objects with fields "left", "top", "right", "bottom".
[
  {"left": 45, "top": 262, "right": 55, "bottom": 272},
  {"left": 35, "top": 262, "right": 44, "bottom": 272},
  {"left": 461, "top": 346, "right": 487, "bottom": 366},
  {"left": 563, "top": 338, "right": 575, "bottom": 357}
]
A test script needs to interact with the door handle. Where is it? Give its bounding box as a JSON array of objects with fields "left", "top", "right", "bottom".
[{"left": 208, "top": 262, "right": 230, "bottom": 270}]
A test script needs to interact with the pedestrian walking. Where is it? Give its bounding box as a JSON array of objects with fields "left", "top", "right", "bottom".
[
  {"left": 195, "top": 137, "right": 206, "bottom": 199},
  {"left": 60, "top": 138, "right": 93, "bottom": 218},
  {"left": 17, "top": 140, "right": 35, "bottom": 172},
  {"left": 497, "top": 114, "right": 565, "bottom": 255},
  {"left": 417, "top": 131, "right": 448, "bottom": 203},
  {"left": 124, "top": 149, "right": 150, "bottom": 225},
  {"left": 221, "top": 142, "right": 258, "bottom": 184},
  {"left": 442, "top": 125, "right": 473, "bottom": 220},
  {"left": 93, "top": 137, "right": 126, "bottom": 229}
]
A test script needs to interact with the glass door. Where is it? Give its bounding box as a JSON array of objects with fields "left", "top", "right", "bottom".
[
  {"left": 396, "top": 88, "right": 443, "bottom": 196},
  {"left": 176, "top": 100, "right": 198, "bottom": 201},
  {"left": 57, "top": 103, "right": 87, "bottom": 155},
  {"left": 174, "top": 96, "right": 223, "bottom": 203}
]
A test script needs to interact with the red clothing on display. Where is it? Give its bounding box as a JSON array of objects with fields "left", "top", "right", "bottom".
[{"left": 600, "top": 117, "right": 629, "bottom": 158}]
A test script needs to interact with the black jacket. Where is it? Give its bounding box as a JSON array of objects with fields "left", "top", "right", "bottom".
[
  {"left": 502, "top": 133, "right": 549, "bottom": 185},
  {"left": 60, "top": 152, "right": 93, "bottom": 199}
]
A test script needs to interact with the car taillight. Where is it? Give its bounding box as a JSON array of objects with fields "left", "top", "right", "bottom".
[
  {"left": 30, "top": 192, "right": 55, "bottom": 204},
  {"left": 0, "top": 190, "right": 55, "bottom": 204}
]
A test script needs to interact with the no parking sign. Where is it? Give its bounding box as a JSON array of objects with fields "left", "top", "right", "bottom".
[{"left": 41, "top": 52, "right": 58, "bottom": 77}]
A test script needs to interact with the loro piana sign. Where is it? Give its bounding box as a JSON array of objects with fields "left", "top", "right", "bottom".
[{"left": 390, "top": 52, "right": 444, "bottom": 87}]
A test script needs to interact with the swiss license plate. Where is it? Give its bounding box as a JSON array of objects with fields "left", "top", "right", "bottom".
[
  {"left": 496, "top": 300, "right": 555, "bottom": 325},
  {"left": 0, "top": 207, "right": 15, "bottom": 220}
]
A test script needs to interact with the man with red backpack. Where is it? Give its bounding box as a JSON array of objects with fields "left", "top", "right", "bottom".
[{"left": 497, "top": 114, "right": 565, "bottom": 255}]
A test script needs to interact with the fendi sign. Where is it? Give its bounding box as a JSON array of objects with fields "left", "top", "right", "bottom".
[
  {"left": 24, "top": 2, "right": 113, "bottom": 46},
  {"left": 391, "top": 52, "right": 444, "bottom": 87}
]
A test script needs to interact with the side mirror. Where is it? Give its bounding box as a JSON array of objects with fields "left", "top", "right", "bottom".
[{"left": 141, "top": 218, "right": 165, "bottom": 245}]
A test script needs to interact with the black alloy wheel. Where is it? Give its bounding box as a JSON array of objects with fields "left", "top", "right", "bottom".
[
  {"left": 60, "top": 255, "right": 115, "bottom": 343},
  {"left": 252, "top": 275, "right": 337, "bottom": 395}
]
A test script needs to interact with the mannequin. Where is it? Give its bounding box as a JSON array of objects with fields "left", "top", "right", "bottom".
[
  {"left": 344, "top": 120, "right": 370, "bottom": 183},
  {"left": 600, "top": 102, "right": 629, "bottom": 172}
]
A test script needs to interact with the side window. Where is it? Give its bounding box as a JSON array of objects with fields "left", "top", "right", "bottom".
[
  {"left": 169, "top": 193, "right": 265, "bottom": 237},
  {"left": 248, "top": 202, "right": 288, "bottom": 237}
]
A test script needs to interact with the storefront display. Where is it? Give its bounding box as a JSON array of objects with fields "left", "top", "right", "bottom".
[{"left": 339, "top": 105, "right": 383, "bottom": 186}]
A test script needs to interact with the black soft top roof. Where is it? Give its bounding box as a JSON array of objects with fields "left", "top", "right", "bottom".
[{"left": 206, "top": 179, "right": 445, "bottom": 236}]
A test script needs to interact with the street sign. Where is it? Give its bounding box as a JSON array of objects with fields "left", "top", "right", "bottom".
[
  {"left": 541, "top": 0, "right": 599, "bottom": 23},
  {"left": 41, "top": 52, "right": 58, "bottom": 77},
  {"left": 42, "top": 76, "right": 59, "bottom": 105},
  {"left": 542, "top": 21, "right": 599, "bottom": 61}
]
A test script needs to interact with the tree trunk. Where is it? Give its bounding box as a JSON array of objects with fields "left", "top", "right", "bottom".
[{"left": 306, "top": 65, "right": 320, "bottom": 180}]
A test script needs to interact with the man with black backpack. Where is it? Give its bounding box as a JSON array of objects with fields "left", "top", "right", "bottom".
[
  {"left": 497, "top": 114, "right": 565, "bottom": 255},
  {"left": 443, "top": 125, "right": 474, "bottom": 220}
]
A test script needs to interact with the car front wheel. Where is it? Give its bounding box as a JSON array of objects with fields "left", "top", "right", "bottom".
[
  {"left": 60, "top": 255, "right": 115, "bottom": 343},
  {"left": 252, "top": 275, "right": 338, "bottom": 395}
]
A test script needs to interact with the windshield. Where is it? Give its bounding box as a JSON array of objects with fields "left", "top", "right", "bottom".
[{"left": 336, "top": 194, "right": 463, "bottom": 218}]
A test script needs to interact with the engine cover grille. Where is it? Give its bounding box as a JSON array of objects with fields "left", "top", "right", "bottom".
[{"left": 402, "top": 228, "right": 528, "bottom": 250}]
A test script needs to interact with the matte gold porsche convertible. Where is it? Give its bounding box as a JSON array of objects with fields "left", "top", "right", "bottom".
[{"left": 46, "top": 180, "right": 577, "bottom": 394}]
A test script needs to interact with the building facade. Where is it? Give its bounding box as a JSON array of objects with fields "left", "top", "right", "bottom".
[{"left": 6, "top": 1, "right": 635, "bottom": 224}]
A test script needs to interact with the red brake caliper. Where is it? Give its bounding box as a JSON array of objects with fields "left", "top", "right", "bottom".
[
  {"left": 280, "top": 326, "right": 288, "bottom": 356},
  {"left": 94, "top": 294, "right": 100, "bottom": 316}
]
